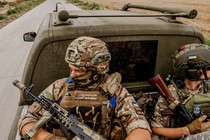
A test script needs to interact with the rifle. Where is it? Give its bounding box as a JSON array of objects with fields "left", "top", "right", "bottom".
[
  {"left": 148, "top": 74, "right": 194, "bottom": 123},
  {"left": 13, "top": 80, "right": 106, "bottom": 140}
]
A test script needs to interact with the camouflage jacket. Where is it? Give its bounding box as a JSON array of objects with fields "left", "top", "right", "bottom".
[{"left": 18, "top": 72, "right": 151, "bottom": 138}]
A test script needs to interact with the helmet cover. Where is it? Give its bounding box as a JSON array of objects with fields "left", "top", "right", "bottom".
[
  {"left": 172, "top": 43, "right": 210, "bottom": 79},
  {"left": 65, "top": 36, "right": 111, "bottom": 75}
]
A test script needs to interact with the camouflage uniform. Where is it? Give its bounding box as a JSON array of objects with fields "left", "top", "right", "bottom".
[
  {"left": 151, "top": 83, "right": 204, "bottom": 128},
  {"left": 18, "top": 75, "right": 151, "bottom": 139},
  {"left": 151, "top": 43, "right": 210, "bottom": 140},
  {"left": 18, "top": 36, "right": 151, "bottom": 139}
]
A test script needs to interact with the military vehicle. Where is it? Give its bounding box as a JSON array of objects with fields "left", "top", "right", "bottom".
[{"left": 8, "top": 2, "right": 206, "bottom": 140}]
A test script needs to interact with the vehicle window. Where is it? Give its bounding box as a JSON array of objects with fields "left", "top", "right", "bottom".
[
  {"left": 31, "top": 40, "right": 157, "bottom": 95},
  {"left": 107, "top": 40, "right": 158, "bottom": 82}
]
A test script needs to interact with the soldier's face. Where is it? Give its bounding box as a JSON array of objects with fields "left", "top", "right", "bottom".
[{"left": 69, "top": 64, "right": 86, "bottom": 77}]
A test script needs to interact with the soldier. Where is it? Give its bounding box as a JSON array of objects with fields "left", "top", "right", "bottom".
[
  {"left": 18, "top": 36, "right": 151, "bottom": 140},
  {"left": 151, "top": 43, "right": 210, "bottom": 139}
]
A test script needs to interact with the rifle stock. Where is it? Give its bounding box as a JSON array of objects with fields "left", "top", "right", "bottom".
[
  {"left": 148, "top": 74, "right": 174, "bottom": 103},
  {"left": 148, "top": 74, "right": 194, "bottom": 123}
]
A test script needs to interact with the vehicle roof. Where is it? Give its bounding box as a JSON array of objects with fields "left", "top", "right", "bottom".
[{"left": 50, "top": 10, "right": 202, "bottom": 40}]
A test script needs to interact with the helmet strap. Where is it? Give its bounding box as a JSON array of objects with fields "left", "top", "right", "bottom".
[{"left": 202, "top": 68, "right": 209, "bottom": 80}]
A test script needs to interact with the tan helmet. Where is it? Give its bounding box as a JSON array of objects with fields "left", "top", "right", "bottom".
[
  {"left": 65, "top": 36, "right": 111, "bottom": 74},
  {"left": 172, "top": 43, "right": 210, "bottom": 80}
]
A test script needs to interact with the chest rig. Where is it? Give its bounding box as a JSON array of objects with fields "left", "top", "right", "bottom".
[
  {"left": 60, "top": 79, "right": 113, "bottom": 138},
  {"left": 184, "top": 82, "right": 210, "bottom": 119},
  {"left": 169, "top": 81, "right": 210, "bottom": 128}
]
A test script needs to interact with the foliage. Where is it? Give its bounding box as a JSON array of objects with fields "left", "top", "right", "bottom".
[
  {"left": 0, "top": 0, "right": 45, "bottom": 20},
  {"left": 66, "top": 0, "right": 109, "bottom": 10},
  {"left": 206, "top": 38, "right": 210, "bottom": 46},
  {"left": 0, "top": 1, "right": 7, "bottom": 7},
  {"left": 0, "top": 13, "right": 6, "bottom": 20},
  {"left": 8, "top": 2, "right": 18, "bottom": 7},
  {"left": 7, "top": 6, "right": 22, "bottom": 15}
]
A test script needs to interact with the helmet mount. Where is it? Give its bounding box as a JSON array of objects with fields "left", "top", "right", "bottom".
[{"left": 172, "top": 43, "right": 210, "bottom": 81}]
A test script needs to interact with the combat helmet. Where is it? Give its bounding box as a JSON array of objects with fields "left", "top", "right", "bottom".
[
  {"left": 172, "top": 43, "right": 210, "bottom": 81},
  {"left": 65, "top": 36, "right": 111, "bottom": 74},
  {"left": 65, "top": 36, "right": 111, "bottom": 87}
]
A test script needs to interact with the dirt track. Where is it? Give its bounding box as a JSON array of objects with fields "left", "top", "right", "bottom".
[{"left": 84, "top": 0, "right": 210, "bottom": 38}]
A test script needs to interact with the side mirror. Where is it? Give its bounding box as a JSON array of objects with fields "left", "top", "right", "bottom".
[{"left": 23, "top": 32, "right": 37, "bottom": 42}]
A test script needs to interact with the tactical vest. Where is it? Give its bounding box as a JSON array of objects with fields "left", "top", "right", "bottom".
[
  {"left": 56, "top": 74, "right": 125, "bottom": 139},
  {"left": 169, "top": 81, "right": 210, "bottom": 128},
  {"left": 185, "top": 92, "right": 210, "bottom": 118}
]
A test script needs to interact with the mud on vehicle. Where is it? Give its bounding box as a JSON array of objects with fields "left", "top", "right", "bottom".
[{"left": 9, "top": 2, "right": 206, "bottom": 140}]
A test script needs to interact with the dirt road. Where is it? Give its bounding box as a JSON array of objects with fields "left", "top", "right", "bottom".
[{"left": 84, "top": 0, "right": 210, "bottom": 38}]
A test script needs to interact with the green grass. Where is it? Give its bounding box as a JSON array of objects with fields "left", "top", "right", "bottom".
[
  {"left": 0, "top": 1, "right": 7, "bottom": 7},
  {"left": 66, "top": 0, "right": 109, "bottom": 10},
  {"left": 8, "top": 2, "right": 18, "bottom": 7},
  {"left": 0, "top": 14, "right": 6, "bottom": 20},
  {"left": 0, "top": 0, "right": 45, "bottom": 20},
  {"left": 206, "top": 38, "right": 210, "bottom": 46}
]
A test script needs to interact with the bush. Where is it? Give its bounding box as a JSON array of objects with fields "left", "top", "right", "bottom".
[
  {"left": 0, "top": 14, "right": 6, "bottom": 19},
  {"left": 6, "top": 9, "right": 17, "bottom": 15},
  {"left": 0, "top": 1, "right": 7, "bottom": 7},
  {"left": 8, "top": 2, "right": 17, "bottom": 7}
]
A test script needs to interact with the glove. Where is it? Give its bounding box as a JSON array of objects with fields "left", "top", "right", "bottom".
[
  {"left": 43, "top": 134, "right": 67, "bottom": 140},
  {"left": 187, "top": 115, "right": 210, "bottom": 134}
]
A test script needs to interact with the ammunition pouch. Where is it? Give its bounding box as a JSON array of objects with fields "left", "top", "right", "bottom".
[
  {"left": 60, "top": 90, "right": 112, "bottom": 138},
  {"left": 165, "top": 92, "right": 210, "bottom": 128},
  {"left": 185, "top": 92, "right": 210, "bottom": 117}
]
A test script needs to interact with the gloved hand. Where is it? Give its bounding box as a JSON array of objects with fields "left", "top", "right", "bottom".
[
  {"left": 43, "top": 134, "right": 67, "bottom": 140},
  {"left": 187, "top": 115, "right": 210, "bottom": 134}
]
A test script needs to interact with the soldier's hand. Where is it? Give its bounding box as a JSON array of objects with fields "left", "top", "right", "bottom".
[
  {"left": 187, "top": 115, "right": 210, "bottom": 134},
  {"left": 43, "top": 134, "right": 67, "bottom": 140},
  {"left": 201, "top": 120, "right": 210, "bottom": 132}
]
